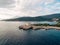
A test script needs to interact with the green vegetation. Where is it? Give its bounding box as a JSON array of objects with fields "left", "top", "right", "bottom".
[
  {"left": 33, "top": 22, "right": 60, "bottom": 27},
  {"left": 55, "top": 22, "right": 60, "bottom": 27},
  {"left": 3, "top": 13, "right": 60, "bottom": 21},
  {"left": 33, "top": 23, "right": 50, "bottom": 26}
]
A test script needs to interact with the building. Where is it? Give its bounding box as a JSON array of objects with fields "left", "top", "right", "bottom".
[{"left": 52, "top": 18, "right": 59, "bottom": 22}]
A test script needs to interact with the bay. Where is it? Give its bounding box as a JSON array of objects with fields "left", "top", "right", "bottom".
[{"left": 0, "top": 21, "right": 60, "bottom": 45}]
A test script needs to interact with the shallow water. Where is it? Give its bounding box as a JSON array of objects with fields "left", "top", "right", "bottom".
[{"left": 0, "top": 21, "right": 60, "bottom": 45}]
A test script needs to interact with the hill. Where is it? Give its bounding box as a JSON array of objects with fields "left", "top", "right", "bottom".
[
  {"left": 43, "top": 13, "right": 60, "bottom": 19},
  {"left": 3, "top": 13, "right": 60, "bottom": 21}
]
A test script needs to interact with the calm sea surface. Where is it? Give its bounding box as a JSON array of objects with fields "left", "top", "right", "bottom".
[{"left": 0, "top": 21, "right": 60, "bottom": 45}]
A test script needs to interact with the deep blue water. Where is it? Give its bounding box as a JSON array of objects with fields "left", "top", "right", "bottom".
[
  {"left": 0, "top": 21, "right": 60, "bottom": 45},
  {"left": 1, "top": 30, "right": 60, "bottom": 45}
]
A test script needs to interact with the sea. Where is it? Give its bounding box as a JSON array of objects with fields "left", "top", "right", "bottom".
[{"left": 0, "top": 21, "right": 60, "bottom": 45}]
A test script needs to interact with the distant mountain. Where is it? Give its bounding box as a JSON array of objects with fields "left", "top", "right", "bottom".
[
  {"left": 42, "top": 13, "right": 60, "bottom": 19},
  {"left": 3, "top": 17, "right": 48, "bottom": 21},
  {"left": 3, "top": 13, "right": 60, "bottom": 21}
]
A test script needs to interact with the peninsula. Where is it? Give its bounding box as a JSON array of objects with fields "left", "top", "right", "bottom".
[{"left": 19, "top": 22, "right": 60, "bottom": 30}]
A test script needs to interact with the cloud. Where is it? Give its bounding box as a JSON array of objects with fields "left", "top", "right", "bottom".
[
  {"left": 0, "top": 0, "right": 60, "bottom": 19},
  {"left": 51, "top": 3, "right": 60, "bottom": 10},
  {"left": 18, "top": 0, "right": 55, "bottom": 16},
  {"left": 0, "top": 0, "right": 15, "bottom": 8},
  {"left": 44, "top": 0, "right": 55, "bottom": 5}
]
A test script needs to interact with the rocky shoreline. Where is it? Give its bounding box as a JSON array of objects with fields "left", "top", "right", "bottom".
[
  {"left": 19, "top": 24, "right": 60, "bottom": 30},
  {"left": 32, "top": 26, "right": 60, "bottom": 30}
]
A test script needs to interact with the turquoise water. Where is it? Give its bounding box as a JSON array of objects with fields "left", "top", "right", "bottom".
[
  {"left": 0, "top": 21, "right": 60, "bottom": 45},
  {"left": 31, "top": 21, "right": 57, "bottom": 25}
]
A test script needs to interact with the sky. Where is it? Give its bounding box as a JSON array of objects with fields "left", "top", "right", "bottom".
[{"left": 0, "top": 0, "right": 60, "bottom": 20}]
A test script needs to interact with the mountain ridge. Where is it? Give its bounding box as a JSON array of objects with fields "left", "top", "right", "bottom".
[{"left": 3, "top": 13, "right": 60, "bottom": 21}]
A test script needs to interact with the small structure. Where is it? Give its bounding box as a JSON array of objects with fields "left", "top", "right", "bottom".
[{"left": 52, "top": 18, "right": 59, "bottom": 22}]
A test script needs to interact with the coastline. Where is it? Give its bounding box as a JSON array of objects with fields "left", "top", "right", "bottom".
[
  {"left": 32, "top": 26, "right": 60, "bottom": 30},
  {"left": 19, "top": 25, "right": 60, "bottom": 30}
]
